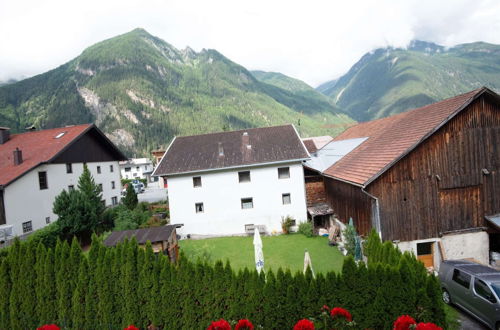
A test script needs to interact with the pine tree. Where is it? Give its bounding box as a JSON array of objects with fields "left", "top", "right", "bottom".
[
  {"left": 426, "top": 274, "right": 446, "bottom": 327},
  {"left": 35, "top": 242, "right": 47, "bottom": 324},
  {"left": 123, "top": 238, "right": 139, "bottom": 326},
  {"left": 18, "top": 240, "right": 37, "bottom": 329},
  {"left": 123, "top": 184, "right": 138, "bottom": 210},
  {"left": 398, "top": 254, "right": 417, "bottom": 315},
  {"left": 56, "top": 240, "right": 72, "bottom": 328},
  {"left": 262, "top": 270, "right": 277, "bottom": 329},
  {"left": 40, "top": 248, "right": 56, "bottom": 325}
]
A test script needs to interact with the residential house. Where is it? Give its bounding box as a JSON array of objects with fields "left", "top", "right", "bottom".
[
  {"left": 0, "top": 124, "right": 127, "bottom": 239},
  {"left": 104, "top": 225, "right": 181, "bottom": 262},
  {"left": 305, "top": 87, "right": 500, "bottom": 268},
  {"left": 153, "top": 124, "right": 310, "bottom": 236},
  {"left": 120, "top": 157, "right": 154, "bottom": 182}
]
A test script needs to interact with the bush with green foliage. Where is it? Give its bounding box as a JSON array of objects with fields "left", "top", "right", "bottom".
[
  {"left": 281, "top": 216, "right": 295, "bottom": 234},
  {"left": 27, "top": 223, "right": 61, "bottom": 248},
  {"left": 342, "top": 220, "right": 357, "bottom": 256},
  {"left": 0, "top": 235, "right": 446, "bottom": 329},
  {"left": 298, "top": 222, "right": 313, "bottom": 237}
]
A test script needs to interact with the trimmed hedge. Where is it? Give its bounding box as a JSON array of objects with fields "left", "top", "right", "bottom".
[{"left": 0, "top": 234, "right": 446, "bottom": 329}]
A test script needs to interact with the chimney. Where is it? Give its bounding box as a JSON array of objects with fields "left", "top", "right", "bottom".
[
  {"left": 218, "top": 142, "right": 224, "bottom": 157},
  {"left": 0, "top": 127, "right": 10, "bottom": 145},
  {"left": 242, "top": 132, "right": 249, "bottom": 146},
  {"left": 13, "top": 148, "right": 23, "bottom": 165}
]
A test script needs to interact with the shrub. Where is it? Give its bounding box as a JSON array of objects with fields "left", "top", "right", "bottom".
[
  {"left": 28, "top": 223, "right": 61, "bottom": 248},
  {"left": 281, "top": 216, "right": 295, "bottom": 234},
  {"left": 342, "top": 220, "right": 357, "bottom": 256},
  {"left": 298, "top": 222, "right": 313, "bottom": 237}
]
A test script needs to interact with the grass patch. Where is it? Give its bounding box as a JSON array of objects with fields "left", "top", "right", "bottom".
[
  {"left": 179, "top": 234, "right": 345, "bottom": 274},
  {"left": 444, "top": 304, "right": 460, "bottom": 330}
]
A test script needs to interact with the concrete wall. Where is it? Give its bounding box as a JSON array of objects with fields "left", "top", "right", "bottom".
[
  {"left": 168, "top": 162, "right": 308, "bottom": 236},
  {"left": 4, "top": 161, "right": 121, "bottom": 237},
  {"left": 396, "top": 230, "right": 489, "bottom": 270}
]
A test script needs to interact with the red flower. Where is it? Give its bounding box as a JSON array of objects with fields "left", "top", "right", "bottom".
[
  {"left": 208, "top": 319, "right": 231, "bottom": 330},
  {"left": 321, "top": 304, "right": 330, "bottom": 311},
  {"left": 293, "top": 319, "right": 315, "bottom": 330},
  {"left": 235, "top": 319, "right": 254, "bottom": 330},
  {"left": 37, "top": 325, "right": 60, "bottom": 330},
  {"left": 393, "top": 315, "right": 416, "bottom": 330},
  {"left": 416, "top": 322, "right": 442, "bottom": 330},
  {"left": 330, "top": 307, "right": 352, "bottom": 322},
  {"left": 124, "top": 326, "right": 139, "bottom": 330}
]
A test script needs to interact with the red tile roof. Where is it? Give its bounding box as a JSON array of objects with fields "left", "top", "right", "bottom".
[
  {"left": 0, "top": 124, "right": 92, "bottom": 186},
  {"left": 323, "top": 88, "right": 488, "bottom": 186},
  {"left": 154, "top": 124, "right": 309, "bottom": 176}
]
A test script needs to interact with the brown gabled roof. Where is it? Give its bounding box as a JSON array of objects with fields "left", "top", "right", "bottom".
[
  {"left": 103, "top": 225, "right": 176, "bottom": 246},
  {"left": 0, "top": 124, "right": 127, "bottom": 187},
  {"left": 323, "top": 88, "right": 492, "bottom": 186},
  {"left": 302, "top": 139, "right": 318, "bottom": 153},
  {"left": 153, "top": 124, "right": 309, "bottom": 176}
]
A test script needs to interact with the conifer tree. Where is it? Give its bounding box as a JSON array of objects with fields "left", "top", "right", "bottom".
[
  {"left": 18, "top": 240, "right": 37, "bottom": 329},
  {"left": 35, "top": 242, "right": 47, "bottom": 323},
  {"left": 123, "top": 238, "right": 139, "bottom": 326},
  {"left": 262, "top": 270, "right": 277, "bottom": 329},
  {"left": 398, "top": 254, "right": 417, "bottom": 315},
  {"left": 0, "top": 259, "right": 11, "bottom": 328},
  {"left": 72, "top": 258, "right": 89, "bottom": 330},
  {"left": 416, "top": 286, "right": 433, "bottom": 322},
  {"left": 56, "top": 240, "right": 72, "bottom": 328},
  {"left": 138, "top": 242, "right": 156, "bottom": 328},
  {"left": 123, "top": 184, "right": 138, "bottom": 210},
  {"left": 426, "top": 274, "right": 446, "bottom": 327},
  {"left": 40, "top": 248, "right": 56, "bottom": 325}
]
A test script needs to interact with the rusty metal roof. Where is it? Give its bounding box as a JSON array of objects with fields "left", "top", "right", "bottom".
[
  {"left": 153, "top": 124, "right": 309, "bottom": 176},
  {"left": 323, "top": 88, "right": 490, "bottom": 186},
  {"left": 103, "top": 225, "right": 176, "bottom": 246}
]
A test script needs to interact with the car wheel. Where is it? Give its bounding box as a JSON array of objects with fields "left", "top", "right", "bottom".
[{"left": 442, "top": 289, "right": 451, "bottom": 305}]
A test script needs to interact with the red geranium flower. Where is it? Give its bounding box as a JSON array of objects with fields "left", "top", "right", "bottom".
[
  {"left": 330, "top": 307, "right": 352, "bottom": 322},
  {"left": 416, "top": 322, "right": 443, "bottom": 330},
  {"left": 293, "top": 319, "right": 315, "bottom": 330},
  {"left": 208, "top": 319, "right": 231, "bottom": 330},
  {"left": 124, "top": 326, "right": 139, "bottom": 330},
  {"left": 37, "top": 325, "right": 60, "bottom": 330},
  {"left": 393, "top": 315, "right": 417, "bottom": 330},
  {"left": 321, "top": 304, "right": 330, "bottom": 311},
  {"left": 235, "top": 319, "right": 254, "bottom": 330}
]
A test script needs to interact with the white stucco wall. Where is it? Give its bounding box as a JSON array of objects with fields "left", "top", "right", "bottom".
[
  {"left": 4, "top": 161, "right": 121, "bottom": 237},
  {"left": 396, "top": 231, "right": 489, "bottom": 270},
  {"left": 168, "top": 162, "right": 308, "bottom": 236},
  {"left": 120, "top": 158, "right": 153, "bottom": 180}
]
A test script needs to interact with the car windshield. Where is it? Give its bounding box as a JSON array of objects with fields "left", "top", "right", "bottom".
[{"left": 492, "top": 283, "right": 500, "bottom": 298}]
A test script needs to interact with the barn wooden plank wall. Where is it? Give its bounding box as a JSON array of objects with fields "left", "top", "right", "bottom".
[{"left": 368, "top": 95, "right": 500, "bottom": 241}]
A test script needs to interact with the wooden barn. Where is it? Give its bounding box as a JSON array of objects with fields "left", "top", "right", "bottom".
[
  {"left": 304, "top": 87, "right": 500, "bottom": 268},
  {"left": 104, "top": 225, "right": 181, "bottom": 262}
]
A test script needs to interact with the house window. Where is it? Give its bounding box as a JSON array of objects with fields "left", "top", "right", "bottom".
[
  {"left": 98, "top": 183, "right": 103, "bottom": 191},
  {"left": 278, "top": 167, "right": 290, "bottom": 179},
  {"left": 241, "top": 198, "right": 253, "bottom": 209},
  {"left": 282, "top": 193, "right": 291, "bottom": 205},
  {"left": 110, "top": 165, "right": 114, "bottom": 172},
  {"left": 22, "top": 221, "right": 32, "bottom": 233},
  {"left": 133, "top": 173, "right": 138, "bottom": 177},
  {"left": 111, "top": 197, "right": 118, "bottom": 206},
  {"left": 111, "top": 181, "right": 116, "bottom": 189},
  {"left": 68, "top": 185, "right": 75, "bottom": 191},
  {"left": 193, "top": 176, "right": 202, "bottom": 188},
  {"left": 452, "top": 269, "right": 471, "bottom": 289},
  {"left": 125, "top": 167, "right": 131, "bottom": 172},
  {"left": 45, "top": 217, "right": 51, "bottom": 224},
  {"left": 38, "top": 172, "right": 48, "bottom": 190},
  {"left": 97, "top": 166, "right": 101, "bottom": 174},
  {"left": 195, "top": 203, "right": 204, "bottom": 213},
  {"left": 66, "top": 163, "right": 72, "bottom": 173},
  {"left": 238, "top": 171, "right": 251, "bottom": 183},
  {"left": 136, "top": 166, "right": 140, "bottom": 171}
]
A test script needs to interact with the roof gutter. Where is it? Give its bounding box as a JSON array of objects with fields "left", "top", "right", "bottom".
[{"left": 361, "top": 188, "right": 382, "bottom": 240}]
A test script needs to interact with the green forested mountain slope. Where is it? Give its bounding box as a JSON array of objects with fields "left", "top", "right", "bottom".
[
  {"left": 318, "top": 40, "right": 500, "bottom": 122},
  {"left": 0, "top": 28, "right": 353, "bottom": 156}
]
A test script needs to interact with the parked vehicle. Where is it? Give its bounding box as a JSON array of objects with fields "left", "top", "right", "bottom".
[
  {"left": 439, "top": 260, "right": 500, "bottom": 330},
  {"left": 132, "top": 182, "right": 145, "bottom": 194}
]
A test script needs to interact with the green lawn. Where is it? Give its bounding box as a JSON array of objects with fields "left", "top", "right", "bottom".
[{"left": 179, "top": 234, "right": 345, "bottom": 274}]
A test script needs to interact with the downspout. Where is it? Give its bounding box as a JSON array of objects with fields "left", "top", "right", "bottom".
[{"left": 361, "top": 187, "right": 382, "bottom": 240}]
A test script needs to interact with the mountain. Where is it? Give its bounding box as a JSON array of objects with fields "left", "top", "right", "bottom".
[
  {"left": 318, "top": 40, "right": 500, "bottom": 121},
  {"left": 0, "top": 29, "right": 353, "bottom": 156}
]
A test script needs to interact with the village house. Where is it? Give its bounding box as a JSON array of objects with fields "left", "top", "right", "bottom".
[
  {"left": 104, "top": 225, "right": 181, "bottom": 262},
  {"left": 304, "top": 87, "right": 500, "bottom": 269},
  {"left": 0, "top": 124, "right": 127, "bottom": 239},
  {"left": 119, "top": 157, "right": 154, "bottom": 182},
  {"left": 153, "top": 124, "right": 310, "bottom": 236}
]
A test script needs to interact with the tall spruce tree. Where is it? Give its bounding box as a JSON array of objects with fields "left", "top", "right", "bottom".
[
  {"left": 40, "top": 248, "right": 56, "bottom": 325},
  {"left": 123, "top": 184, "right": 138, "bottom": 210},
  {"left": 0, "top": 259, "right": 11, "bottom": 328},
  {"left": 35, "top": 242, "right": 47, "bottom": 324},
  {"left": 72, "top": 258, "right": 89, "bottom": 330}
]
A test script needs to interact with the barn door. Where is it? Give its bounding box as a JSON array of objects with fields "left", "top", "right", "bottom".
[{"left": 417, "top": 242, "right": 434, "bottom": 268}]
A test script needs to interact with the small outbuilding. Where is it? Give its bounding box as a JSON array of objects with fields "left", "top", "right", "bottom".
[{"left": 104, "top": 225, "right": 181, "bottom": 262}]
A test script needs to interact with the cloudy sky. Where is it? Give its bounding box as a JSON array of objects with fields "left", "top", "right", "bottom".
[{"left": 1, "top": 0, "right": 500, "bottom": 86}]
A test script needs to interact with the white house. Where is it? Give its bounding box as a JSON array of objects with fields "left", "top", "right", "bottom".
[
  {"left": 153, "top": 124, "right": 310, "bottom": 236},
  {"left": 0, "top": 124, "right": 127, "bottom": 239},
  {"left": 120, "top": 158, "right": 154, "bottom": 182}
]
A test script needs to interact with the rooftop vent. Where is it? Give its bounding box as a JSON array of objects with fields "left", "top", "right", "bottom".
[
  {"left": 55, "top": 132, "right": 66, "bottom": 139},
  {"left": 13, "top": 148, "right": 23, "bottom": 165},
  {"left": 218, "top": 142, "right": 224, "bottom": 157},
  {"left": 0, "top": 127, "right": 10, "bottom": 145}
]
